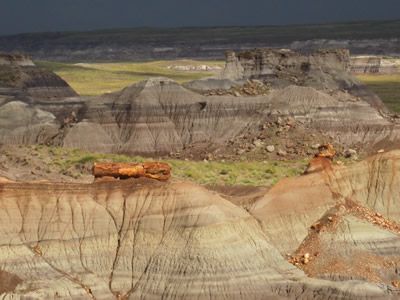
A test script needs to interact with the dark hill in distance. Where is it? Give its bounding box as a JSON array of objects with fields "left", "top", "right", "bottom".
[{"left": 1, "top": 19, "right": 400, "bottom": 62}]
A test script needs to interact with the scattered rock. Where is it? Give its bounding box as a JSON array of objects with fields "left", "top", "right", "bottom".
[
  {"left": 237, "top": 149, "right": 246, "bottom": 155},
  {"left": 345, "top": 148, "right": 357, "bottom": 158},
  {"left": 277, "top": 149, "right": 287, "bottom": 156},
  {"left": 311, "top": 222, "right": 321, "bottom": 230},
  {"left": 266, "top": 145, "right": 275, "bottom": 153},
  {"left": 253, "top": 139, "right": 263, "bottom": 148}
]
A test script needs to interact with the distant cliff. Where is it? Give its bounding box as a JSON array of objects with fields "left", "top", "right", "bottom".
[
  {"left": 0, "top": 53, "right": 34, "bottom": 66},
  {"left": 0, "top": 20, "right": 399, "bottom": 62},
  {"left": 351, "top": 56, "right": 400, "bottom": 74}
]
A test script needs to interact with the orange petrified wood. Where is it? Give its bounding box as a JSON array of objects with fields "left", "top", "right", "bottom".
[
  {"left": 304, "top": 144, "right": 336, "bottom": 174},
  {"left": 316, "top": 144, "right": 335, "bottom": 160},
  {"left": 93, "top": 162, "right": 171, "bottom": 181}
]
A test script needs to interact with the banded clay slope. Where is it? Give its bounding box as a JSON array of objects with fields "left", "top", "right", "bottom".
[
  {"left": 0, "top": 55, "right": 77, "bottom": 144},
  {"left": 0, "top": 179, "right": 397, "bottom": 299},
  {"left": 44, "top": 79, "right": 400, "bottom": 155},
  {"left": 1, "top": 49, "right": 400, "bottom": 156},
  {"left": 60, "top": 78, "right": 268, "bottom": 154},
  {"left": 1, "top": 76, "right": 400, "bottom": 156},
  {"left": 250, "top": 151, "right": 400, "bottom": 288},
  {"left": 0, "top": 53, "right": 77, "bottom": 100}
]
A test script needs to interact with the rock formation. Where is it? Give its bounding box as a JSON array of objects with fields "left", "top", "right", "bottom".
[
  {"left": 351, "top": 56, "right": 399, "bottom": 74},
  {"left": 0, "top": 53, "right": 77, "bottom": 100},
  {"left": 0, "top": 49, "right": 399, "bottom": 158},
  {"left": 1, "top": 77, "right": 399, "bottom": 156},
  {"left": 250, "top": 151, "right": 400, "bottom": 289},
  {"left": 0, "top": 151, "right": 399, "bottom": 298},
  {"left": 185, "top": 48, "right": 385, "bottom": 109},
  {"left": 0, "top": 53, "right": 35, "bottom": 66},
  {"left": 186, "top": 49, "right": 351, "bottom": 88}
]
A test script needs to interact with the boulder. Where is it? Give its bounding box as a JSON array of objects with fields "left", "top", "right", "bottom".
[
  {"left": 266, "top": 145, "right": 275, "bottom": 153},
  {"left": 277, "top": 149, "right": 287, "bottom": 156}
]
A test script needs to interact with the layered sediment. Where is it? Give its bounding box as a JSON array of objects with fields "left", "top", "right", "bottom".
[
  {"left": 0, "top": 53, "right": 77, "bottom": 100},
  {"left": 351, "top": 56, "right": 399, "bottom": 74},
  {"left": 0, "top": 76, "right": 399, "bottom": 156},
  {"left": 0, "top": 151, "right": 399, "bottom": 299},
  {"left": 0, "top": 49, "right": 399, "bottom": 157}
]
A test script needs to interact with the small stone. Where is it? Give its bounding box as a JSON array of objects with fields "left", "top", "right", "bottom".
[
  {"left": 311, "top": 222, "right": 321, "bottom": 230},
  {"left": 253, "top": 139, "right": 263, "bottom": 147},
  {"left": 302, "top": 257, "right": 309, "bottom": 265},
  {"left": 347, "top": 149, "right": 357, "bottom": 155},
  {"left": 266, "top": 145, "right": 275, "bottom": 153},
  {"left": 377, "top": 149, "right": 385, "bottom": 153},
  {"left": 311, "top": 144, "right": 320, "bottom": 149},
  {"left": 277, "top": 149, "right": 287, "bottom": 156},
  {"left": 237, "top": 149, "right": 246, "bottom": 155}
]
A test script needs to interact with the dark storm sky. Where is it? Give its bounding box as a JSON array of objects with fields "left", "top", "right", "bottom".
[{"left": 1, "top": 0, "right": 400, "bottom": 35}]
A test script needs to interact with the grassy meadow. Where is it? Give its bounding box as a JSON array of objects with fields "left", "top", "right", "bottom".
[
  {"left": 36, "top": 60, "right": 224, "bottom": 96},
  {"left": 12, "top": 145, "right": 312, "bottom": 187},
  {"left": 357, "top": 74, "right": 400, "bottom": 113}
]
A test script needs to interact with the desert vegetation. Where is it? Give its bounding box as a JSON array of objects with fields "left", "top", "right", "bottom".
[
  {"left": 36, "top": 59, "right": 400, "bottom": 114},
  {"left": 2, "top": 145, "right": 321, "bottom": 187},
  {"left": 36, "top": 60, "right": 224, "bottom": 95},
  {"left": 357, "top": 74, "right": 400, "bottom": 113}
]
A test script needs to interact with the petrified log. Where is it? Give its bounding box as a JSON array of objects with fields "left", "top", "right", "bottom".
[{"left": 93, "top": 162, "right": 171, "bottom": 181}]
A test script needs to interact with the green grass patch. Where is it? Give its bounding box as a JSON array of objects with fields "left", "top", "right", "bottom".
[
  {"left": 22, "top": 145, "right": 309, "bottom": 187},
  {"left": 36, "top": 60, "right": 224, "bottom": 96},
  {"left": 357, "top": 74, "right": 400, "bottom": 113}
]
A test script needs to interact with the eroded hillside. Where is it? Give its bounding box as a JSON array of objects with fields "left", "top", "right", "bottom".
[
  {"left": 0, "top": 151, "right": 399, "bottom": 299},
  {"left": 1, "top": 49, "right": 400, "bottom": 159}
]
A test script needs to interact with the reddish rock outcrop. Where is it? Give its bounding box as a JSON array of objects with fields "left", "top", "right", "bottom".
[
  {"left": 316, "top": 143, "right": 335, "bottom": 160},
  {"left": 93, "top": 161, "right": 171, "bottom": 181},
  {"left": 304, "top": 144, "right": 336, "bottom": 174}
]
